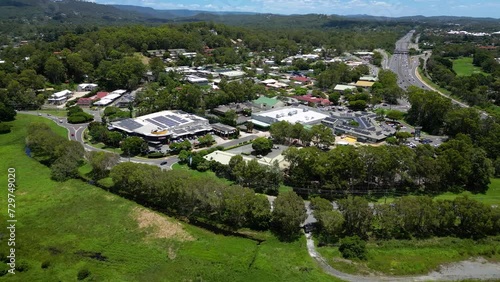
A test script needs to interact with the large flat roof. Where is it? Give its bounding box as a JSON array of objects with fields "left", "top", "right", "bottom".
[
  {"left": 254, "top": 107, "right": 328, "bottom": 125},
  {"left": 110, "top": 110, "right": 209, "bottom": 138}
]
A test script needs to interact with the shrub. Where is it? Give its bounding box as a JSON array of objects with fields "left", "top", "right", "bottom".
[
  {"left": 147, "top": 152, "right": 165, "bottom": 158},
  {"left": 0, "top": 123, "right": 12, "bottom": 134},
  {"left": 339, "top": 236, "right": 367, "bottom": 260},
  {"left": 41, "top": 260, "right": 51, "bottom": 269},
  {"left": 16, "top": 261, "right": 29, "bottom": 272},
  {"left": 77, "top": 268, "right": 90, "bottom": 280}
]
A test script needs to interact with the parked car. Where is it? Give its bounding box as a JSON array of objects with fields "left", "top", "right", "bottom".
[{"left": 160, "top": 161, "right": 168, "bottom": 166}]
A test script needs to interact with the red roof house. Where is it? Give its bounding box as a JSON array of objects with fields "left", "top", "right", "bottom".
[{"left": 294, "top": 94, "right": 331, "bottom": 105}]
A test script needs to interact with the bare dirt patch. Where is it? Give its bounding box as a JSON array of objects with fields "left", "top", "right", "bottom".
[{"left": 132, "top": 207, "right": 194, "bottom": 242}]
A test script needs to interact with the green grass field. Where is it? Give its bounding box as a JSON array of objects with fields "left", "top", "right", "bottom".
[
  {"left": 35, "top": 109, "right": 68, "bottom": 117},
  {"left": 317, "top": 236, "right": 500, "bottom": 276},
  {"left": 0, "top": 114, "right": 337, "bottom": 281},
  {"left": 452, "top": 57, "right": 486, "bottom": 76},
  {"left": 377, "top": 178, "right": 500, "bottom": 205}
]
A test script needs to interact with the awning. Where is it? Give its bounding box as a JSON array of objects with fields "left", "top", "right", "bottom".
[{"left": 250, "top": 119, "right": 271, "bottom": 127}]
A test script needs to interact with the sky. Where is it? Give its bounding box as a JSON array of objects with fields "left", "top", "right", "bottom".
[{"left": 94, "top": 0, "right": 500, "bottom": 18}]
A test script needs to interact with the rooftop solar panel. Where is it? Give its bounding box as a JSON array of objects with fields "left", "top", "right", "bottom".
[
  {"left": 154, "top": 116, "right": 179, "bottom": 127},
  {"left": 146, "top": 118, "right": 166, "bottom": 128},
  {"left": 167, "top": 115, "right": 187, "bottom": 123},
  {"left": 118, "top": 119, "right": 143, "bottom": 130}
]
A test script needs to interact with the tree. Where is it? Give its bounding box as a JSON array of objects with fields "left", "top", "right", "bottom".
[
  {"left": 406, "top": 87, "right": 452, "bottom": 134},
  {"left": 310, "top": 124, "right": 334, "bottom": 148},
  {"left": 50, "top": 155, "right": 80, "bottom": 181},
  {"left": 339, "top": 236, "right": 367, "bottom": 260},
  {"left": 252, "top": 137, "right": 273, "bottom": 155},
  {"left": 443, "top": 107, "right": 481, "bottom": 138},
  {"left": 121, "top": 136, "right": 148, "bottom": 156},
  {"left": 0, "top": 102, "right": 16, "bottom": 121},
  {"left": 87, "top": 151, "right": 120, "bottom": 180},
  {"left": 197, "top": 134, "right": 214, "bottom": 147},
  {"left": 248, "top": 194, "right": 271, "bottom": 230},
  {"left": 348, "top": 100, "right": 367, "bottom": 111},
  {"left": 338, "top": 196, "right": 372, "bottom": 239},
  {"left": 169, "top": 140, "right": 192, "bottom": 154},
  {"left": 270, "top": 121, "right": 292, "bottom": 145},
  {"left": 271, "top": 191, "right": 307, "bottom": 241},
  {"left": 385, "top": 110, "right": 404, "bottom": 121},
  {"left": 317, "top": 210, "right": 344, "bottom": 244},
  {"left": 44, "top": 56, "right": 66, "bottom": 84}
]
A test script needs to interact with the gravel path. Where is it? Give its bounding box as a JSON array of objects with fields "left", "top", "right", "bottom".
[{"left": 306, "top": 235, "right": 500, "bottom": 281}]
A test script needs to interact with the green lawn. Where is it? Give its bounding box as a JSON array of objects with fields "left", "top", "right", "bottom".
[
  {"left": 376, "top": 178, "right": 500, "bottom": 205},
  {"left": 91, "top": 142, "right": 123, "bottom": 154},
  {"left": 452, "top": 57, "right": 486, "bottom": 76},
  {"left": 317, "top": 237, "right": 500, "bottom": 276},
  {"left": 171, "top": 163, "right": 233, "bottom": 185},
  {"left": 0, "top": 114, "right": 337, "bottom": 281},
  {"left": 434, "top": 178, "right": 500, "bottom": 206},
  {"left": 35, "top": 109, "right": 68, "bottom": 117}
]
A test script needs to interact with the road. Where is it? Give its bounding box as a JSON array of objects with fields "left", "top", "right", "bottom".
[
  {"left": 20, "top": 111, "right": 259, "bottom": 170},
  {"left": 388, "top": 31, "right": 489, "bottom": 118}
]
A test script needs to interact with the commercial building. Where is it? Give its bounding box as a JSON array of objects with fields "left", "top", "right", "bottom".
[
  {"left": 321, "top": 111, "right": 395, "bottom": 143},
  {"left": 252, "top": 96, "right": 284, "bottom": 109},
  {"left": 251, "top": 106, "right": 329, "bottom": 128},
  {"left": 109, "top": 110, "right": 212, "bottom": 143},
  {"left": 48, "top": 90, "right": 72, "bottom": 105}
]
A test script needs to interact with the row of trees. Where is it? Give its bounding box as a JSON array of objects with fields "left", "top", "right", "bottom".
[
  {"left": 312, "top": 195, "right": 500, "bottom": 244},
  {"left": 406, "top": 87, "right": 500, "bottom": 166},
  {"left": 425, "top": 51, "right": 500, "bottom": 108},
  {"left": 284, "top": 134, "right": 493, "bottom": 196},
  {"left": 25, "top": 122, "right": 84, "bottom": 181},
  {"left": 109, "top": 162, "right": 306, "bottom": 239}
]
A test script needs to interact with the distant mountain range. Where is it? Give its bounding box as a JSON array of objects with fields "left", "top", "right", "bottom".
[
  {"left": 1, "top": 0, "right": 499, "bottom": 32},
  {"left": 112, "top": 5, "right": 257, "bottom": 19}
]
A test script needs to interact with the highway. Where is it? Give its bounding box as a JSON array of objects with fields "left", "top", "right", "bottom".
[
  {"left": 388, "top": 30, "right": 428, "bottom": 91},
  {"left": 388, "top": 30, "right": 489, "bottom": 119}
]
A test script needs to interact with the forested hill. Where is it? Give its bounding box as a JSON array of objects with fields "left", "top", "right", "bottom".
[{"left": 0, "top": 0, "right": 150, "bottom": 23}]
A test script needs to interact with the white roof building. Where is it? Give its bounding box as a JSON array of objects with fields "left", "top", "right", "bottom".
[
  {"left": 251, "top": 106, "right": 329, "bottom": 127},
  {"left": 110, "top": 110, "right": 211, "bottom": 141},
  {"left": 110, "top": 89, "right": 127, "bottom": 96},
  {"left": 77, "top": 83, "right": 98, "bottom": 92},
  {"left": 334, "top": 84, "right": 357, "bottom": 91},
  {"left": 185, "top": 75, "right": 209, "bottom": 84},
  {"left": 203, "top": 150, "right": 288, "bottom": 168},
  {"left": 219, "top": 70, "right": 246, "bottom": 79}
]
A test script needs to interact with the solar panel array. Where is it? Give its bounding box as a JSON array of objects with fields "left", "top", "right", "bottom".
[
  {"left": 167, "top": 115, "right": 188, "bottom": 123},
  {"left": 146, "top": 118, "right": 165, "bottom": 129},
  {"left": 153, "top": 116, "right": 179, "bottom": 128},
  {"left": 118, "top": 119, "right": 143, "bottom": 130}
]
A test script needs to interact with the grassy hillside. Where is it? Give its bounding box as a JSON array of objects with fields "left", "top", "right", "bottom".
[
  {"left": 452, "top": 57, "right": 486, "bottom": 76},
  {"left": 0, "top": 114, "right": 337, "bottom": 281}
]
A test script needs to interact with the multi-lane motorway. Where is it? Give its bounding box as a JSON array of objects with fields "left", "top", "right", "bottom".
[
  {"left": 388, "top": 30, "right": 489, "bottom": 119},
  {"left": 388, "top": 30, "right": 428, "bottom": 90}
]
